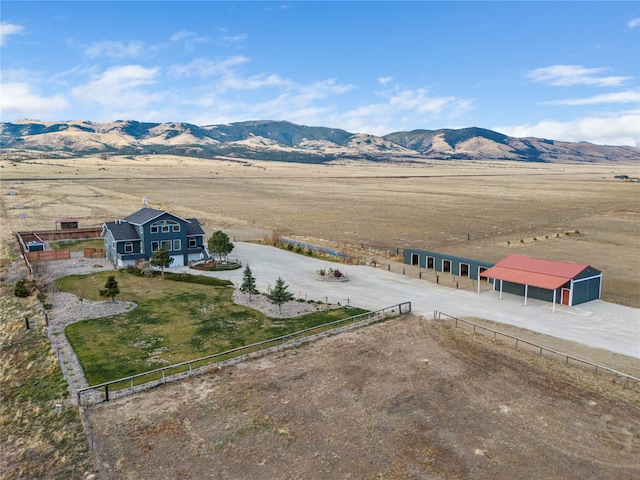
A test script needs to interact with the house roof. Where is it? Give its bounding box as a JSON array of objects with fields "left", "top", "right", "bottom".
[
  {"left": 103, "top": 221, "right": 140, "bottom": 241},
  {"left": 123, "top": 208, "right": 168, "bottom": 225},
  {"left": 479, "top": 255, "right": 594, "bottom": 290},
  {"left": 185, "top": 218, "right": 205, "bottom": 236}
]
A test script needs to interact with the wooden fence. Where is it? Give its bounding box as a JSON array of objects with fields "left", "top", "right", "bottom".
[
  {"left": 76, "top": 302, "right": 412, "bottom": 406},
  {"left": 435, "top": 310, "right": 639, "bottom": 391},
  {"left": 17, "top": 227, "right": 102, "bottom": 242},
  {"left": 83, "top": 248, "right": 105, "bottom": 258},
  {"left": 25, "top": 249, "right": 71, "bottom": 262}
]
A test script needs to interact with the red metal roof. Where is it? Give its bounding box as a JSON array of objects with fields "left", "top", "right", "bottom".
[{"left": 480, "top": 255, "right": 592, "bottom": 290}]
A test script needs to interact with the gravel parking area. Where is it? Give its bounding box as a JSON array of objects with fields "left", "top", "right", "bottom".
[{"left": 175, "top": 242, "right": 640, "bottom": 359}]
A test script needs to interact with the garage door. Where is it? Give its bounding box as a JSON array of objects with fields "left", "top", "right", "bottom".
[{"left": 170, "top": 255, "right": 184, "bottom": 268}]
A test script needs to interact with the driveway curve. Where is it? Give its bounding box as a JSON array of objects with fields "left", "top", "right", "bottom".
[{"left": 169, "top": 242, "right": 640, "bottom": 359}]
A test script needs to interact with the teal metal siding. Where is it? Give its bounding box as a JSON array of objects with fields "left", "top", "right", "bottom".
[{"left": 403, "top": 248, "right": 494, "bottom": 280}]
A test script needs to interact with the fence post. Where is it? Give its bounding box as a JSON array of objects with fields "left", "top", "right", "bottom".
[{"left": 104, "top": 385, "right": 109, "bottom": 402}]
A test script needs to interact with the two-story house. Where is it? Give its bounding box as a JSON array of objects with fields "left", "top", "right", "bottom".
[{"left": 102, "top": 208, "right": 209, "bottom": 268}]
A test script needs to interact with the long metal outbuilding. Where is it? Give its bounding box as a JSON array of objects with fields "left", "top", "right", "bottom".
[
  {"left": 478, "top": 254, "right": 602, "bottom": 312},
  {"left": 403, "top": 248, "right": 494, "bottom": 280}
]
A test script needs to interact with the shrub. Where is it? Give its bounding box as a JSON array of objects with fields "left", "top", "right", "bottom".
[
  {"left": 286, "top": 243, "right": 294, "bottom": 251},
  {"left": 164, "top": 272, "right": 233, "bottom": 287},
  {"left": 14, "top": 279, "right": 31, "bottom": 298}
]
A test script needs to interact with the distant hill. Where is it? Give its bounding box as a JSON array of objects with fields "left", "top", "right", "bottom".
[{"left": 1, "top": 119, "right": 638, "bottom": 164}]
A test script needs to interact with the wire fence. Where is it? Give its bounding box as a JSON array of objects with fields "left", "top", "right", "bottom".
[
  {"left": 435, "top": 310, "right": 640, "bottom": 391},
  {"left": 77, "top": 302, "right": 412, "bottom": 406}
]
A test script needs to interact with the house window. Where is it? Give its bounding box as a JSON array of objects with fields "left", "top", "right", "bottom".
[
  {"left": 124, "top": 242, "right": 133, "bottom": 253},
  {"left": 173, "top": 239, "right": 181, "bottom": 251},
  {"left": 151, "top": 241, "right": 159, "bottom": 252},
  {"left": 151, "top": 219, "right": 180, "bottom": 233},
  {"left": 161, "top": 240, "right": 172, "bottom": 251},
  {"left": 189, "top": 237, "right": 196, "bottom": 248}
]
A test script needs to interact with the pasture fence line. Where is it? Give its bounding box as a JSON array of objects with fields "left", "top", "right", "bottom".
[
  {"left": 434, "top": 310, "right": 639, "bottom": 391},
  {"left": 77, "top": 302, "right": 412, "bottom": 406}
]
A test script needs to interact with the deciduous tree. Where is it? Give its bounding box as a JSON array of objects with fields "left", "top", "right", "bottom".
[
  {"left": 150, "top": 248, "right": 173, "bottom": 277},
  {"left": 208, "top": 230, "right": 234, "bottom": 261}
]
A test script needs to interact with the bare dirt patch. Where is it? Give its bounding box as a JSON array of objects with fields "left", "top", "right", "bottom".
[{"left": 84, "top": 315, "right": 639, "bottom": 479}]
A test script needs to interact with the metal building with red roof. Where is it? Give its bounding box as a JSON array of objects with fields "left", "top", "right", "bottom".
[{"left": 479, "top": 254, "right": 602, "bottom": 311}]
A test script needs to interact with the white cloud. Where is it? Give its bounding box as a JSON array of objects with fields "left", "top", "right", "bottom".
[
  {"left": 378, "top": 76, "right": 393, "bottom": 85},
  {"left": 222, "top": 34, "right": 247, "bottom": 44},
  {"left": 1, "top": 22, "right": 24, "bottom": 47},
  {"left": 72, "top": 65, "right": 163, "bottom": 119},
  {"left": 527, "top": 65, "right": 631, "bottom": 87},
  {"left": 543, "top": 90, "right": 640, "bottom": 106},
  {"left": 627, "top": 17, "right": 640, "bottom": 29},
  {"left": 339, "top": 88, "right": 474, "bottom": 134},
  {"left": 0, "top": 82, "right": 68, "bottom": 119},
  {"left": 85, "top": 40, "right": 156, "bottom": 59},
  {"left": 170, "top": 31, "right": 194, "bottom": 42},
  {"left": 168, "top": 56, "right": 250, "bottom": 78},
  {"left": 187, "top": 76, "right": 353, "bottom": 127},
  {"left": 495, "top": 112, "right": 640, "bottom": 147}
]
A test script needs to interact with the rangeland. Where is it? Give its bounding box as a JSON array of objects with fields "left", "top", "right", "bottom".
[
  {"left": 2, "top": 155, "right": 638, "bottom": 306},
  {"left": 1, "top": 155, "right": 639, "bottom": 478}
]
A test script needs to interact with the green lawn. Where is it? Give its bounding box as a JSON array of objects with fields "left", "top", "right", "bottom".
[
  {"left": 58, "top": 271, "right": 367, "bottom": 386},
  {"left": 50, "top": 238, "right": 104, "bottom": 251}
]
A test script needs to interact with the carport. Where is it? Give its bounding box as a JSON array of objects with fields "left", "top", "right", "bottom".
[{"left": 478, "top": 255, "right": 602, "bottom": 312}]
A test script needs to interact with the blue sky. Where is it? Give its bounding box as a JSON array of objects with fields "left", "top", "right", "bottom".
[{"left": 2, "top": 1, "right": 639, "bottom": 146}]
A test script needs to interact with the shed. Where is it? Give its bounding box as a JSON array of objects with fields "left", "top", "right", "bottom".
[
  {"left": 479, "top": 255, "right": 602, "bottom": 311},
  {"left": 56, "top": 218, "right": 79, "bottom": 230}
]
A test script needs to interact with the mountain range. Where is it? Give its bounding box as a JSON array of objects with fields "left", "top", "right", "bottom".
[{"left": 1, "top": 119, "right": 638, "bottom": 164}]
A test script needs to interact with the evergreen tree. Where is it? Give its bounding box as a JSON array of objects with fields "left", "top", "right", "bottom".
[
  {"left": 100, "top": 275, "right": 120, "bottom": 302},
  {"left": 150, "top": 248, "right": 173, "bottom": 277},
  {"left": 208, "top": 230, "right": 234, "bottom": 261},
  {"left": 240, "top": 265, "right": 259, "bottom": 301},
  {"left": 266, "top": 277, "right": 294, "bottom": 314}
]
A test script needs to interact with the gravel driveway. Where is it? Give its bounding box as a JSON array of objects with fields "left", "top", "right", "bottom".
[{"left": 168, "top": 242, "right": 640, "bottom": 359}]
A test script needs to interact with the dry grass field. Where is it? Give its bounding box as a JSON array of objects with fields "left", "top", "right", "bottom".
[
  {"left": 1, "top": 155, "right": 638, "bottom": 306},
  {"left": 84, "top": 315, "right": 640, "bottom": 480},
  {"left": 1, "top": 155, "right": 639, "bottom": 479}
]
